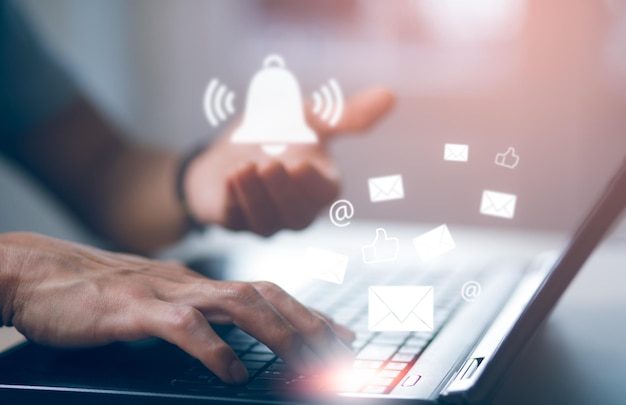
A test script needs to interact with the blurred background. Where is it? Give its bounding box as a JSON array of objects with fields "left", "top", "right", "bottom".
[{"left": 1, "top": 0, "right": 626, "bottom": 243}]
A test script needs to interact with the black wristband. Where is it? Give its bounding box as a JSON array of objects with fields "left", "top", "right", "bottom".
[{"left": 175, "top": 143, "right": 208, "bottom": 232}]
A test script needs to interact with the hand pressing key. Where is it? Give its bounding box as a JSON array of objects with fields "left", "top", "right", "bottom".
[{"left": 0, "top": 233, "right": 355, "bottom": 384}]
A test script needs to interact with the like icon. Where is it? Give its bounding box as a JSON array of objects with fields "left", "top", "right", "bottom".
[
  {"left": 362, "top": 228, "right": 399, "bottom": 264},
  {"left": 495, "top": 147, "right": 520, "bottom": 169}
]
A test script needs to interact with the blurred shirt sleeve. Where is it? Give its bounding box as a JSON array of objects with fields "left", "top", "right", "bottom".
[{"left": 0, "top": 0, "right": 78, "bottom": 152}]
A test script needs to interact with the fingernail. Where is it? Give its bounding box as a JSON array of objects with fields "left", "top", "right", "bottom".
[{"left": 228, "top": 360, "right": 249, "bottom": 384}]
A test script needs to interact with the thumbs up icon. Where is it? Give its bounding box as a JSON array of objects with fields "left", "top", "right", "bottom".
[
  {"left": 362, "top": 228, "right": 400, "bottom": 264},
  {"left": 495, "top": 147, "right": 520, "bottom": 169}
]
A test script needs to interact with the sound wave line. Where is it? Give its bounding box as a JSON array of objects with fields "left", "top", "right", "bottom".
[
  {"left": 203, "top": 78, "right": 235, "bottom": 127},
  {"left": 204, "top": 79, "right": 219, "bottom": 127},
  {"left": 328, "top": 79, "right": 343, "bottom": 126},
  {"left": 225, "top": 92, "right": 235, "bottom": 115},
  {"left": 214, "top": 83, "right": 227, "bottom": 122},
  {"left": 311, "top": 78, "right": 343, "bottom": 127},
  {"left": 321, "top": 84, "right": 333, "bottom": 122}
]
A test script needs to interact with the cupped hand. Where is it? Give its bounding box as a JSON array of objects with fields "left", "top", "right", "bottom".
[
  {"left": 184, "top": 87, "right": 395, "bottom": 236},
  {"left": 2, "top": 233, "right": 355, "bottom": 384}
]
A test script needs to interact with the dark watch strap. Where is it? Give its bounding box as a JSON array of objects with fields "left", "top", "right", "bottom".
[{"left": 175, "top": 143, "right": 209, "bottom": 232}]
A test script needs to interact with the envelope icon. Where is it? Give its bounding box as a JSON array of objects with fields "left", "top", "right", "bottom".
[
  {"left": 368, "top": 174, "right": 404, "bottom": 202},
  {"left": 444, "top": 143, "right": 469, "bottom": 162},
  {"left": 413, "top": 224, "right": 456, "bottom": 262},
  {"left": 369, "top": 286, "right": 434, "bottom": 331},
  {"left": 480, "top": 190, "right": 517, "bottom": 219},
  {"left": 304, "top": 247, "right": 348, "bottom": 284}
]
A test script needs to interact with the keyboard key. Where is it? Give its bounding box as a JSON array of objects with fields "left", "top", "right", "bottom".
[
  {"left": 370, "top": 377, "right": 394, "bottom": 386},
  {"left": 356, "top": 345, "right": 397, "bottom": 360},
  {"left": 392, "top": 353, "right": 415, "bottom": 362},
  {"left": 399, "top": 342, "right": 426, "bottom": 353},
  {"left": 378, "top": 370, "right": 401, "bottom": 378},
  {"left": 261, "top": 370, "right": 289, "bottom": 380},
  {"left": 410, "top": 332, "right": 434, "bottom": 342},
  {"left": 261, "top": 365, "right": 298, "bottom": 380},
  {"left": 401, "top": 374, "right": 422, "bottom": 387},
  {"left": 336, "top": 368, "right": 376, "bottom": 392},
  {"left": 227, "top": 329, "right": 255, "bottom": 342},
  {"left": 384, "top": 362, "right": 408, "bottom": 371},
  {"left": 229, "top": 342, "right": 254, "bottom": 352},
  {"left": 287, "top": 379, "right": 322, "bottom": 392},
  {"left": 361, "top": 385, "right": 387, "bottom": 394},
  {"left": 333, "top": 309, "right": 360, "bottom": 323},
  {"left": 248, "top": 344, "right": 274, "bottom": 354},
  {"left": 241, "top": 353, "right": 276, "bottom": 362},
  {"left": 242, "top": 361, "right": 267, "bottom": 372},
  {"left": 352, "top": 323, "right": 374, "bottom": 333},
  {"left": 260, "top": 372, "right": 300, "bottom": 384},
  {"left": 351, "top": 344, "right": 367, "bottom": 353},
  {"left": 351, "top": 339, "right": 369, "bottom": 350},
  {"left": 371, "top": 333, "right": 410, "bottom": 344},
  {"left": 266, "top": 362, "right": 291, "bottom": 372},
  {"left": 352, "top": 360, "right": 383, "bottom": 369}
]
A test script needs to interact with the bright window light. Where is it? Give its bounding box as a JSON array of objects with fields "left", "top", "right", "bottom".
[{"left": 414, "top": 0, "right": 526, "bottom": 43}]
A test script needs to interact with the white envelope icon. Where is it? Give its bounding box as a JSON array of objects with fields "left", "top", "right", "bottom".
[
  {"left": 480, "top": 190, "right": 517, "bottom": 219},
  {"left": 413, "top": 224, "right": 456, "bottom": 262},
  {"left": 368, "top": 174, "right": 404, "bottom": 203},
  {"left": 304, "top": 247, "right": 348, "bottom": 284},
  {"left": 444, "top": 143, "right": 469, "bottom": 162},
  {"left": 368, "top": 286, "right": 434, "bottom": 332}
]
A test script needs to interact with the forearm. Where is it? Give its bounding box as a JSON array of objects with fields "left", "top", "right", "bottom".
[
  {"left": 12, "top": 99, "right": 189, "bottom": 254},
  {"left": 93, "top": 144, "right": 189, "bottom": 253}
]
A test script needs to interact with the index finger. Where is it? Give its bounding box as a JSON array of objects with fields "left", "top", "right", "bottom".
[
  {"left": 251, "top": 282, "right": 355, "bottom": 366},
  {"left": 136, "top": 300, "right": 249, "bottom": 385},
  {"left": 307, "top": 87, "right": 395, "bottom": 141}
]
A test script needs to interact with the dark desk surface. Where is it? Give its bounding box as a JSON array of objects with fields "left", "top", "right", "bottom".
[{"left": 492, "top": 235, "right": 626, "bottom": 405}]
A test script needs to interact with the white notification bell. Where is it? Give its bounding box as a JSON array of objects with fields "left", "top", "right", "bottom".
[{"left": 231, "top": 55, "right": 318, "bottom": 156}]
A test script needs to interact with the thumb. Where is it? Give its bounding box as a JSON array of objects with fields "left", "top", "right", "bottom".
[{"left": 308, "top": 87, "right": 395, "bottom": 142}]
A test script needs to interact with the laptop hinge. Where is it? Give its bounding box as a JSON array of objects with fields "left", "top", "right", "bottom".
[{"left": 439, "top": 257, "right": 553, "bottom": 404}]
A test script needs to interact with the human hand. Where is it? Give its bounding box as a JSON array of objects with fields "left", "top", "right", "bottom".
[
  {"left": 0, "top": 233, "right": 355, "bottom": 384},
  {"left": 184, "top": 87, "right": 395, "bottom": 236}
]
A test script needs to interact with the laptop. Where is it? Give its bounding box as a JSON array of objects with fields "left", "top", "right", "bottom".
[{"left": 0, "top": 157, "right": 625, "bottom": 405}]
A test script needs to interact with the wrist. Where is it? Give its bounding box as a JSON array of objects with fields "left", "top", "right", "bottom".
[{"left": 176, "top": 143, "right": 209, "bottom": 232}]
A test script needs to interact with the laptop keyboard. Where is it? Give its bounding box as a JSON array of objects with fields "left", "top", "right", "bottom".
[{"left": 172, "top": 261, "right": 476, "bottom": 395}]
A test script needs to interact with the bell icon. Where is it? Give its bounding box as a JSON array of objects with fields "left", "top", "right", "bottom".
[{"left": 231, "top": 55, "right": 317, "bottom": 156}]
